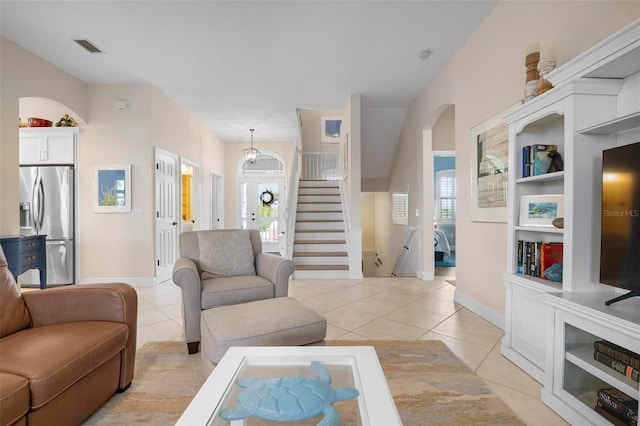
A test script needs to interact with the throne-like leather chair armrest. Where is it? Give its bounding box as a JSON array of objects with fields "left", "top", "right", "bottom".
[
  {"left": 22, "top": 283, "right": 138, "bottom": 389},
  {"left": 256, "top": 252, "right": 295, "bottom": 298}
]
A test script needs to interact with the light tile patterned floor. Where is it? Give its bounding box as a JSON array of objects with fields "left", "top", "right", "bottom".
[{"left": 134, "top": 270, "right": 567, "bottom": 425}]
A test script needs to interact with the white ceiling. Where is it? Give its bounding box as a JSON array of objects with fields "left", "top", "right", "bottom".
[{"left": 1, "top": 1, "right": 496, "bottom": 181}]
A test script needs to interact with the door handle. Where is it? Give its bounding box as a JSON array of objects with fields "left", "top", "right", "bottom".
[{"left": 172, "top": 221, "right": 178, "bottom": 226}]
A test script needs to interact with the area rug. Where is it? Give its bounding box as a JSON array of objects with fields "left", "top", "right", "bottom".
[{"left": 83, "top": 340, "right": 523, "bottom": 425}]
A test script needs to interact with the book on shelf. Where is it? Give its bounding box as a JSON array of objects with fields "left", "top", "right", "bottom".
[
  {"left": 520, "top": 144, "right": 558, "bottom": 177},
  {"left": 595, "top": 402, "right": 636, "bottom": 426},
  {"left": 595, "top": 341, "right": 640, "bottom": 371},
  {"left": 540, "top": 243, "right": 563, "bottom": 279},
  {"left": 594, "top": 351, "right": 640, "bottom": 382},
  {"left": 522, "top": 146, "right": 531, "bottom": 178},
  {"left": 516, "top": 240, "right": 562, "bottom": 280},
  {"left": 596, "top": 388, "right": 638, "bottom": 424},
  {"left": 531, "top": 144, "right": 557, "bottom": 176}
]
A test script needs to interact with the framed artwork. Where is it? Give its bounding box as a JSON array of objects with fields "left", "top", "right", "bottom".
[
  {"left": 93, "top": 165, "right": 131, "bottom": 213},
  {"left": 320, "top": 116, "right": 342, "bottom": 143},
  {"left": 519, "top": 194, "right": 564, "bottom": 227},
  {"left": 471, "top": 102, "right": 521, "bottom": 222}
]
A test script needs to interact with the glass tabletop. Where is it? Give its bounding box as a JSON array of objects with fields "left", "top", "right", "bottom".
[
  {"left": 208, "top": 355, "right": 365, "bottom": 425},
  {"left": 177, "top": 346, "right": 400, "bottom": 426}
]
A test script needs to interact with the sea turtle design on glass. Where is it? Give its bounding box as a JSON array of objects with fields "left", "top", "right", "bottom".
[{"left": 219, "top": 361, "right": 359, "bottom": 425}]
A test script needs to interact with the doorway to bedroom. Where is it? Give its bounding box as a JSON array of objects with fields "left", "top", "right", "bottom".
[{"left": 434, "top": 153, "right": 456, "bottom": 270}]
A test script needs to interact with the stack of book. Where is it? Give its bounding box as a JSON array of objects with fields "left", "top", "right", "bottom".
[
  {"left": 594, "top": 387, "right": 638, "bottom": 426},
  {"left": 516, "top": 241, "right": 563, "bottom": 279},
  {"left": 522, "top": 144, "right": 558, "bottom": 177},
  {"left": 594, "top": 341, "right": 640, "bottom": 383}
]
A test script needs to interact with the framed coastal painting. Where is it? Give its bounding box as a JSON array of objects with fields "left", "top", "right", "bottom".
[
  {"left": 470, "top": 102, "right": 521, "bottom": 222},
  {"left": 519, "top": 194, "right": 564, "bottom": 227},
  {"left": 93, "top": 164, "right": 131, "bottom": 213}
]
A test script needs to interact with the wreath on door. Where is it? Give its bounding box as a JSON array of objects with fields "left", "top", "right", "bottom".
[{"left": 259, "top": 189, "right": 276, "bottom": 207}]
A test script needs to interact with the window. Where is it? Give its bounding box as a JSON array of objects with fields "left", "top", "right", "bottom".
[
  {"left": 392, "top": 184, "right": 409, "bottom": 225},
  {"left": 436, "top": 170, "right": 456, "bottom": 224}
]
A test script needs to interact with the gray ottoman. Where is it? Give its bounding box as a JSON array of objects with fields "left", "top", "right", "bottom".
[{"left": 200, "top": 297, "right": 327, "bottom": 363}]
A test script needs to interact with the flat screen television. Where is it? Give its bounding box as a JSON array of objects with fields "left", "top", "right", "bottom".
[{"left": 600, "top": 141, "right": 640, "bottom": 305}]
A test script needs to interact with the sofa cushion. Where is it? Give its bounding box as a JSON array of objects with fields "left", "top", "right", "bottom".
[
  {"left": 0, "top": 321, "right": 128, "bottom": 409},
  {"left": 198, "top": 230, "right": 256, "bottom": 279},
  {"left": 201, "top": 275, "right": 274, "bottom": 309},
  {"left": 0, "top": 246, "right": 31, "bottom": 338},
  {"left": 0, "top": 372, "right": 29, "bottom": 426}
]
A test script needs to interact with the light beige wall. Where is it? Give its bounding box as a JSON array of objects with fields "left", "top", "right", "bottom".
[
  {"left": 79, "top": 84, "right": 153, "bottom": 278},
  {"left": 374, "top": 192, "right": 393, "bottom": 276},
  {"left": 390, "top": 1, "right": 640, "bottom": 318},
  {"left": 223, "top": 142, "right": 295, "bottom": 229},
  {"left": 298, "top": 109, "right": 343, "bottom": 153},
  {"left": 0, "top": 36, "right": 87, "bottom": 235},
  {"left": 432, "top": 106, "right": 455, "bottom": 151},
  {"left": 361, "top": 193, "right": 375, "bottom": 251}
]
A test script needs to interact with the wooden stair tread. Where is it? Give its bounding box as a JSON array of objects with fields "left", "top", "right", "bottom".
[
  {"left": 295, "top": 229, "right": 344, "bottom": 233},
  {"left": 294, "top": 240, "right": 346, "bottom": 244},
  {"left": 296, "top": 219, "right": 343, "bottom": 223},
  {"left": 293, "top": 252, "right": 348, "bottom": 257},
  {"left": 297, "top": 201, "right": 341, "bottom": 204},
  {"left": 295, "top": 265, "right": 350, "bottom": 271},
  {"left": 297, "top": 210, "right": 342, "bottom": 213}
]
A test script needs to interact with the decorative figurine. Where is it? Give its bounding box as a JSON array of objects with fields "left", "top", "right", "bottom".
[
  {"left": 544, "top": 263, "right": 563, "bottom": 282},
  {"left": 547, "top": 151, "right": 564, "bottom": 173},
  {"left": 220, "top": 361, "right": 359, "bottom": 425}
]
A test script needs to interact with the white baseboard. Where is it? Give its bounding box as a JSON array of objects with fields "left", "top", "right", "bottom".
[
  {"left": 78, "top": 277, "right": 159, "bottom": 287},
  {"left": 416, "top": 270, "right": 434, "bottom": 281},
  {"left": 454, "top": 290, "right": 504, "bottom": 330}
]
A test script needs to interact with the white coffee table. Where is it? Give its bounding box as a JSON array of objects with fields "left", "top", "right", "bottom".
[{"left": 177, "top": 346, "right": 401, "bottom": 426}]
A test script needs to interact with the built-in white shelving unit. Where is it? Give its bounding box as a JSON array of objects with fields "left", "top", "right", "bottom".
[{"left": 502, "top": 18, "right": 640, "bottom": 425}]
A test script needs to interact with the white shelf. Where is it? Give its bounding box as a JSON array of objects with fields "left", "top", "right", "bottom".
[
  {"left": 515, "top": 226, "right": 564, "bottom": 234},
  {"left": 566, "top": 346, "right": 640, "bottom": 398},
  {"left": 516, "top": 171, "right": 564, "bottom": 184},
  {"left": 578, "top": 111, "right": 640, "bottom": 135}
]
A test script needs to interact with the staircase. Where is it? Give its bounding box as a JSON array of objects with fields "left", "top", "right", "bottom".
[{"left": 293, "top": 180, "right": 350, "bottom": 279}]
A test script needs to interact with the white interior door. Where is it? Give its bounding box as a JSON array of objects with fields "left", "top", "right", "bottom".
[
  {"left": 210, "top": 171, "right": 223, "bottom": 229},
  {"left": 155, "top": 149, "right": 179, "bottom": 283},
  {"left": 239, "top": 177, "right": 283, "bottom": 253}
]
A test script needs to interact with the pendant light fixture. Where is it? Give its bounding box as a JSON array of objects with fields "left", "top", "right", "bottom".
[{"left": 243, "top": 128, "right": 260, "bottom": 164}]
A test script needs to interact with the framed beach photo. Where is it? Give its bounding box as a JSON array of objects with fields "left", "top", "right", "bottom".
[
  {"left": 519, "top": 194, "right": 564, "bottom": 227},
  {"left": 470, "top": 102, "right": 522, "bottom": 223},
  {"left": 93, "top": 165, "right": 132, "bottom": 213}
]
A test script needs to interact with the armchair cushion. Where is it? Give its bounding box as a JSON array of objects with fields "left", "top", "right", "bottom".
[
  {"left": 201, "top": 275, "right": 274, "bottom": 309},
  {"left": 198, "top": 230, "right": 256, "bottom": 279}
]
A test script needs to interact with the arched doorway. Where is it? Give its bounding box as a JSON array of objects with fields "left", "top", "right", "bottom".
[{"left": 237, "top": 153, "right": 286, "bottom": 254}]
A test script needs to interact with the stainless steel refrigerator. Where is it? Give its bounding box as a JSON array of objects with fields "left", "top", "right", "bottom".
[{"left": 19, "top": 166, "right": 74, "bottom": 286}]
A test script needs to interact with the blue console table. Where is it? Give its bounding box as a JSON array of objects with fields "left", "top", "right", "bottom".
[{"left": 0, "top": 235, "right": 47, "bottom": 289}]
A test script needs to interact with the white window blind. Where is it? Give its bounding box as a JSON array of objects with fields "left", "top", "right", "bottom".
[{"left": 436, "top": 170, "right": 456, "bottom": 223}]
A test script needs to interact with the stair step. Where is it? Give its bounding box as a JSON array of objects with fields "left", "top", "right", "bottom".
[
  {"left": 297, "top": 210, "right": 342, "bottom": 213},
  {"left": 296, "top": 219, "right": 343, "bottom": 223},
  {"left": 295, "top": 229, "right": 344, "bottom": 233},
  {"left": 295, "top": 265, "right": 350, "bottom": 271},
  {"left": 297, "top": 202, "right": 341, "bottom": 204},
  {"left": 294, "top": 240, "right": 346, "bottom": 244},
  {"left": 293, "top": 252, "right": 348, "bottom": 257}
]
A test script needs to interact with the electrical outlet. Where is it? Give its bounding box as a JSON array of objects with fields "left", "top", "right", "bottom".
[{"left": 118, "top": 254, "right": 125, "bottom": 263}]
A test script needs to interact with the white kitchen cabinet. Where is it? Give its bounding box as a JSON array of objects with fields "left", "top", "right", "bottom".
[{"left": 19, "top": 127, "right": 78, "bottom": 165}]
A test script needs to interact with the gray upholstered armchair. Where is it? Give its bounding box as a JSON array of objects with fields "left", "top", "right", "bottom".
[{"left": 172, "top": 229, "right": 295, "bottom": 354}]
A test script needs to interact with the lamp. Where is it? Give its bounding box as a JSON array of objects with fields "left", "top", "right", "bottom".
[{"left": 243, "top": 128, "right": 260, "bottom": 164}]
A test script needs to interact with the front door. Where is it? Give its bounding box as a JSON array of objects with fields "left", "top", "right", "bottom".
[
  {"left": 239, "top": 178, "right": 283, "bottom": 253},
  {"left": 155, "top": 149, "right": 180, "bottom": 283}
]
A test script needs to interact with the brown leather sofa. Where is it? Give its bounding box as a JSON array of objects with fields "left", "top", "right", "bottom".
[{"left": 0, "top": 245, "right": 137, "bottom": 426}]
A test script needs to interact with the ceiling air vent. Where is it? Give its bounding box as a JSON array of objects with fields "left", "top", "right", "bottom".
[{"left": 73, "top": 39, "right": 103, "bottom": 53}]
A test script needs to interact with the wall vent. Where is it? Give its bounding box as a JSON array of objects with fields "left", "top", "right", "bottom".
[{"left": 74, "top": 39, "right": 103, "bottom": 53}]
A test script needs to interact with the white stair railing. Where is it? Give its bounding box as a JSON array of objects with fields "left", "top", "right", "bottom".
[
  {"left": 301, "top": 151, "right": 341, "bottom": 180},
  {"left": 391, "top": 227, "right": 418, "bottom": 277},
  {"left": 284, "top": 141, "right": 301, "bottom": 259}
]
